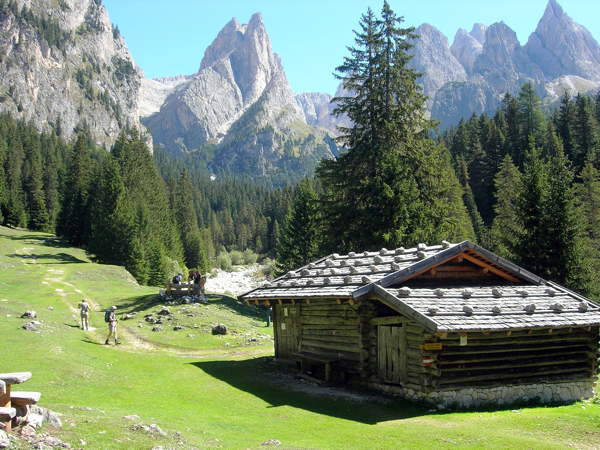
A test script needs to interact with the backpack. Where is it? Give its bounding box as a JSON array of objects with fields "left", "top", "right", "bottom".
[{"left": 104, "top": 309, "right": 111, "bottom": 323}]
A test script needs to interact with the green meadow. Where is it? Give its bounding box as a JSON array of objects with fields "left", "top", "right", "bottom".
[{"left": 1, "top": 225, "right": 599, "bottom": 449}]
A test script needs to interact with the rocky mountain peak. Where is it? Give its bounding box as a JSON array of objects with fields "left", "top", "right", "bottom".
[
  {"left": 0, "top": 0, "right": 145, "bottom": 147},
  {"left": 470, "top": 23, "right": 488, "bottom": 44},
  {"left": 409, "top": 24, "right": 467, "bottom": 106},
  {"left": 544, "top": 0, "right": 565, "bottom": 19},
  {"left": 525, "top": 0, "right": 600, "bottom": 81},
  {"left": 451, "top": 28, "right": 483, "bottom": 74}
]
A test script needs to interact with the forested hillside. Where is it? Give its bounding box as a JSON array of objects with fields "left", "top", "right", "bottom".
[
  {"left": 0, "top": 116, "right": 293, "bottom": 285},
  {"left": 441, "top": 86, "right": 600, "bottom": 296}
]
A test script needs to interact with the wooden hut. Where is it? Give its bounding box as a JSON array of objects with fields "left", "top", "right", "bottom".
[{"left": 239, "top": 241, "right": 600, "bottom": 408}]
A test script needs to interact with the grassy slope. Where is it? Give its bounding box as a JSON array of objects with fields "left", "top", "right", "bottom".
[{"left": 1, "top": 225, "right": 599, "bottom": 449}]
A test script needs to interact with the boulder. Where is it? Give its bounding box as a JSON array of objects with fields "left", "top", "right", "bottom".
[
  {"left": 173, "top": 326, "right": 183, "bottom": 331},
  {"left": 157, "top": 307, "right": 171, "bottom": 316},
  {"left": 123, "top": 414, "right": 141, "bottom": 421},
  {"left": 261, "top": 440, "right": 282, "bottom": 446},
  {"left": 22, "top": 321, "right": 41, "bottom": 331},
  {"left": 21, "top": 311, "right": 37, "bottom": 319},
  {"left": 122, "top": 313, "right": 136, "bottom": 320},
  {"left": 0, "top": 430, "right": 8, "bottom": 449},
  {"left": 28, "top": 413, "right": 44, "bottom": 429},
  {"left": 30, "top": 406, "right": 62, "bottom": 428},
  {"left": 20, "top": 424, "right": 36, "bottom": 437},
  {"left": 212, "top": 324, "right": 227, "bottom": 335},
  {"left": 151, "top": 326, "right": 162, "bottom": 332}
]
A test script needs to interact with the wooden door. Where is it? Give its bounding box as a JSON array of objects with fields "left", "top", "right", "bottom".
[
  {"left": 377, "top": 325, "right": 407, "bottom": 384},
  {"left": 273, "top": 303, "right": 300, "bottom": 360}
]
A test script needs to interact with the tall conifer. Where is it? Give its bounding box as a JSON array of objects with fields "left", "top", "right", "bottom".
[{"left": 317, "top": 2, "right": 472, "bottom": 252}]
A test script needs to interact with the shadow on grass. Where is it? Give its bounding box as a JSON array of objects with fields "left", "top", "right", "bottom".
[
  {"left": 191, "top": 357, "right": 427, "bottom": 424},
  {"left": 115, "top": 293, "right": 268, "bottom": 322},
  {"left": 82, "top": 337, "right": 105, "bottom": 346},
  {"left": 7, "top": 252, "right": 88, "bottom": 264},
  {"left": 0, "top": 233, "right": 67, "bottom": 248}
]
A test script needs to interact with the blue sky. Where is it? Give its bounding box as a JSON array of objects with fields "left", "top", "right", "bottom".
[{"left": 103, "top": 0, "right": 600, "bottom": 95}]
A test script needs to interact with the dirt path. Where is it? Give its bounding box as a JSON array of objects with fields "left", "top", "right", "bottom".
[{"left": 42, "top": 266, "right": 268, "bottom": 359}]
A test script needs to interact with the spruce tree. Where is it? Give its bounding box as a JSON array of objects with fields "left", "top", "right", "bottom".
[
  {"left": 87, "top": 157, "right": 133, "bottom": 264},
  {"left": 575, "top": 162, "right": 600, "bottom": 297},
  {"left": 317, "top": 2, "right": 473, "bottom": 252},
  {"left": 573, "top": 94, "right": 599, "bottom": 170},
  {"left": 0, "top": 137, "right": 7, "bottom": 224},
  {"left": 556, "top": 92, "right": 576, "bottom": 162},
  {"left": 516, "top": 138, "right": 550, "bottom": 276},
  {"left": 457, "top": 157, "right": 486, "bottom": 244},
  {"left": 543, "top": 145, "right": 591, "bottom": 291},
  {"left": 23, "top": 134, "right": 49, "bottom": 231},
  {"left": 490, "top": 155, "right": 523, "bottom": 260},
  {"left": 517, "top": 82, "right": 545, "bottom": 151},
  {"left": 172, "top": 169, "right": 209, "bottom": 272},
  {"left": 57, "top": 134, "right": 93, "bottom": 245},
  {"left": 275, "top": 180, "right": 322, "bottom": 274}
]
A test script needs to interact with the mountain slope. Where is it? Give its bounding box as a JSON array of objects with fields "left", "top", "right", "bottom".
[
  {"left": 142, "top": 13, "right": 335, "bottom": 181},
  {"left": 0, "top": 0, "right": 145, "bottom": 147}
]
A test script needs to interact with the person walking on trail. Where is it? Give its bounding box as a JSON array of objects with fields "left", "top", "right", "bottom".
[
  {"left": 104, "top": 305, "right": 120, "bottom": 345},
  {"left": 79, "top": 298, "right": 90, "bottom": 330}
]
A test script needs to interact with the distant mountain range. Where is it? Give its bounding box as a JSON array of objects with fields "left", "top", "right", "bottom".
[
  {"left": 139, "top": 13, "right": 337, "bottom": 181},
  {"left": 1, "top": 0, "right": 600, "bottom": 180}
]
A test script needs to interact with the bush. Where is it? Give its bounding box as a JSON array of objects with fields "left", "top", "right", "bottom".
[
  {"left": 259, "top": 258, "right": 278, "bottom": 280},
  {"left": 216, "top": 251, "right": 232, "bottom": 271},
  {"left": 230, "top": 250, "right": 244, "bottom": 266},
  {"left": 242, "top": 249, "right": 258, "bottom": 265}
]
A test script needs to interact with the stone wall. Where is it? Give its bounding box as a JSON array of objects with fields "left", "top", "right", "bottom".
[{"left": 367, "top": 380, "right": 596, "bottom": 409}]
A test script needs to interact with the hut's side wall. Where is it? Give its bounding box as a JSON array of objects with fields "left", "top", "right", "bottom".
[
  {"left": 272, "top": 299, "right": 369, "bottom": 373},
  {"left": 433, "top": 327, "right": 599, "bottom": 388},
  {"left": 297, "top": 299, "right": 364, "bottom": 373}
]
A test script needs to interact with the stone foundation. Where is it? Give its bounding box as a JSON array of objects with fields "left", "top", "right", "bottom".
[{"left": 367, "top": 381, "right": 595, "bottom": 409}]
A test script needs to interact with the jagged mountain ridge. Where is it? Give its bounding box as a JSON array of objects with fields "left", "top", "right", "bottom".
[
  {"left": 306, "top": 0, "right": 600, "bottom": 130},
  {"left": 141, "top": 13, "right": 337, "bottom": 181},
  {"left": 0, "top": 0, "right": 146, "bottom": 147},
  {"left": 427, "top": 0, "right": 600, "bottom": 128}
]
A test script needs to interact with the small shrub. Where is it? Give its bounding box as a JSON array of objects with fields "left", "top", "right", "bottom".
[
  {"left": 242, "top": 249, "right": 258, "bottom": 265},
  {"left": 216, "top": 251, "right": 232, "bottom": 271},
  {"left": 230, "top": 250, "right": 244, "bottom": 266},
  {"left": 259, "top": 258, "right": 278, "bottom": 279}
]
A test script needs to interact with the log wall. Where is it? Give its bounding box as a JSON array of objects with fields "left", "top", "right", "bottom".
[{"left": 428, "top": 327, "right": 599, "bottom": 389}]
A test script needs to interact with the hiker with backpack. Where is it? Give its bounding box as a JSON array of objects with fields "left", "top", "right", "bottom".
[
  {"left": 104, "top": 305, "right": 120, "bottom": 345},
  {"left": 79, "top": 298, "right": 90, "bottom": 330}
]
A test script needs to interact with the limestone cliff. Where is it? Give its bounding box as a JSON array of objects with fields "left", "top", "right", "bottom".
[{"left": 0, "top": 0, "right": 145, "bottom": 147}]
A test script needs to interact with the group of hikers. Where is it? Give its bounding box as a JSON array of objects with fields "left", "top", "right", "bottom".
[
  {"left": 76, "top": 270, "right": 206, "bottom": 346},
  {"left": 77, "top": 298, "right": 120, "bottom": 345},
  {"left": 171, "top": 270, "right": 207, "bottom": 294}
]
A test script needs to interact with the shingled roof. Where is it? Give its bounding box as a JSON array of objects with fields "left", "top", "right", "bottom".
[{"left": 239, "top": 241, "right": 600, "bottom": 332}]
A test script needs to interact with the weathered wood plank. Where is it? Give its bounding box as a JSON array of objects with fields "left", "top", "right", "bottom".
[
  {"left": 0, "top": 373, "right": 32, "bottom": 385},
  {"left": 439, "top": 366, "right": 589, "bottom": 385},
  {"left": 10, "top": 391, "right": 41, "bottom": 406},
  {"left": 370, "top": 316, "right": 408, "bottom": 326},
  {"left": 441, "top": 357, "right": 592, "bottom": 373},
  {"left": 301, "top": 338, "right": 361, "bottom": 353}
]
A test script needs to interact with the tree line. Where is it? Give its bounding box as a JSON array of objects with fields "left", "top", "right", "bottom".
[
  {"left": 0, "top": 117, "right": 292, "bottom": 285},
  {"left": 275, "top": 2, "right": 600, "bottom": 299}
]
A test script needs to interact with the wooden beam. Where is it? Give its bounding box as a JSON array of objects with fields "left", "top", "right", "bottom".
[
  {"left": 372, "top": 285, "right": 438, "bottom": 332},
  {"left": 370, "top": 316, "right": 408, "bottom": 326},
  {"left": 460, "top": 253, "right": 521, "bottom": 283}
]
